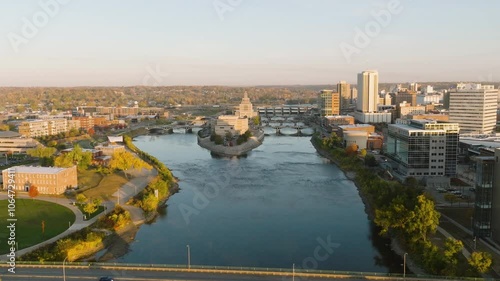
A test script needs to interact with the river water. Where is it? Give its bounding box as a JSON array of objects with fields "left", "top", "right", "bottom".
[{"left": 115, "top": 134, "right": 404, "bottom": 273}]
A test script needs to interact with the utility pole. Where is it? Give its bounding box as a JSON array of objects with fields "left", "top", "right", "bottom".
[
  {"left": 187, "top": 245, "right": 191, "bottom": 269},
  {"left": 403, "top": 253, "right": 408, "bottom": 279}
]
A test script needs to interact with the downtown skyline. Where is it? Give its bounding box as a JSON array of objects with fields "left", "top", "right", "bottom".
[{"left": 1, "top": 0, "right": 499, "bottom": 86}]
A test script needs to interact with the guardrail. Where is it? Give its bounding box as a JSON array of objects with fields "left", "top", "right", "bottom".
[{"left": 0, "top": 262, "right": 495, "bottom": 281}]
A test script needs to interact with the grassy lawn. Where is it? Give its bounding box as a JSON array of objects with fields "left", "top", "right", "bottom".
[
  {"left": 439, "top": 207, "right": 474, "bottom": 230},
  {"left": 77, "top": 169, "right": 104, "bottom": 190},
  {"left": 81, "top": 172, "right": 128, "bottom": 200},
  {"left": 0, "top": 199, "right": 76, "bottom": 254}
]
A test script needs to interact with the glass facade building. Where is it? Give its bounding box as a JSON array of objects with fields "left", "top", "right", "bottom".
[{"left": 385, "top": 120, "right": 459, "bottom": 178}]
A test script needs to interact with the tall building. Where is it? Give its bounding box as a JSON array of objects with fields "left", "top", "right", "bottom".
[
  {"left": 491, "top": 149, "right": 500, "bottom": 244},
  {"left": 473, "top": 156, "right": 494, "bottom": 238},
  {"left": 318, "top": 90, "right": 340, "bottom": 116},
  {"left": 355, "top": 70, "right": 391, "bottom": 123},
  {"left": 394, "top": 91, "right": 417, "bottom": 106},
  {"left": 235, "top": 92, "right": 256, "bottom": 119},
  {"left": 449, "top": 83, "right": 498, "bottom": 134},
  {"left": 351, "top": 87, "right": 358, "bottom": 102},
  {"left": 2, "top": 165, "right": 78, "bottom": 194},
  {"left": 337, "top": 81, "right": 351, "bottom": 107},
  {"left": 385, "top": 119, "right": 459, "bottom": 178},
  {"left": 356, "top": 70, "right": 379, "bottom": 113}
]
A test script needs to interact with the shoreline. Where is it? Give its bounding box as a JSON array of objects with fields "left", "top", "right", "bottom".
[
  {"left": 197, "top": 130, "right": 265, "bottom": 157},
  {"left": 310, "top": 137, "right": 425, "bottom": 275}
]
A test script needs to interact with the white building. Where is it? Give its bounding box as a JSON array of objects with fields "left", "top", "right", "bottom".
[
  {"left": 449, "top": 83, "right": 498, "bottom": 134},
  {"left": 235, "top": 92, "right": 256, "bottom": 119},
  {"left": 356, "top": 70, "right": 379, "bottom": 113},
  {"left": 214, "top": 115, "right": 249, "bottom": 136}
]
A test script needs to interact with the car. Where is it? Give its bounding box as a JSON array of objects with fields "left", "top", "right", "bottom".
[
  {"left": 469, "top": 187, "right": 476, "bottom": 192},
  {"left": 99, "top": 277, "right": 114, "bottom": 281}
]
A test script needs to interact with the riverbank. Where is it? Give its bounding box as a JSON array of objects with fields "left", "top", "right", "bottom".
[
  {"left": 197, "top": 130, "right": 265, "bottom": 157},
  {"left": 310, "top": 137, "right": 425, "bottom": 275}
]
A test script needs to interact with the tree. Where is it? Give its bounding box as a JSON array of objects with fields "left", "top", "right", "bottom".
[
  {"left": 345, "top": 143, "right": 358, "bottom": 156},
  {"left": 141, "top": 193, "right": 159, "bottom": 212},
  {"left": 93, "top": 198, "right": 102, "bottom": 207},
  {"left": 27, "top": 145, "right": 56, "bottom": 158},
  {"left": 252, "top": 116, "right": 260, "bottom": 126},
  {"left": 405, "top": 195, "right": 440, "bottom": 243},
  {"left": 360, "top": 149, "right": 367, "bottom": 158},
  {"left": 76, "top": 194, "right": 87, "bottom": 205},
  {"left": 54, "top": 144, "right": 92, "bottom": 170},
  {"left": 365, "top": 154, "right": 377, "bottom": 167},
  {"left": 468, "top": 252, "right": 493, "bottom": 274},
  {"left": 442, "top": 237, "right": 463, "bottom": 275},
  {"left": 83, "top": 201, "right": 97, "bottom": 217},
  {"left": 109, "top": 150, "right": 152, "bottom": 179},
  {"left": 28, "top": 184, "right": 39, "bottom": 199}
]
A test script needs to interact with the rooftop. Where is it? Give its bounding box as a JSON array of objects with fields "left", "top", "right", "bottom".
[
  {"left": 0, "top": 131, "right": 21, "bottom": 138},
  {"left": 5, "top": 165, "right": 73, "bottom": 174},
  {"left": 338, "top": 124, "right": 374, "bottom": 129}
]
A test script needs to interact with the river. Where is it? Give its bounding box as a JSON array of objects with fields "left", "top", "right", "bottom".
[{"left": 114, "top": 134, "right": 404, "bottom": 273}]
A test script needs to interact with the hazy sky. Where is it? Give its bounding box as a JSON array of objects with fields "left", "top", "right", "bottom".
[{"left": 1, "top": 0, "right": 499, "bottom": 86}]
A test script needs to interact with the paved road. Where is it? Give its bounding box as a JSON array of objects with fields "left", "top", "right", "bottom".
[{"left": 0, "top": 267, "right": 381, "bottom": 281}]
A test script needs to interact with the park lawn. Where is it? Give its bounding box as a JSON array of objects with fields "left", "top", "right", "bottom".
[
  {"left": 0, "top": 199, "right": 76, "bottom": 254},
  {"left": 82, "top": 172, "right": 128, "bottom": 200},
  {"left": 78, "top": 169, "right": 104, "bottom": 190}
]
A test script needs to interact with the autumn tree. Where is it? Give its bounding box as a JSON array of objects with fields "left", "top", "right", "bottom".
[
  {"left": 345, "top": 143, "right": 359, "bottom": 156},
  {"left": 29, "top": 184, "right": 39, "bottom": 199},
  {"left": 83, "top": 201, "right": 97, "bottom": 217},
  {"left": 76, "top": 194, "right": 87, "bottom": 205},
  {"left": 54, "top": 144, "right": 92, "bottom": 170},
  {"left": 468, "top": 252, "right": 493, "bottom": 274},
  {"left": 140, "top": 193, "right": 159, "bottom": 213},
  {"left": 109, "top": 150, "right": 152, "bottom": 179}
]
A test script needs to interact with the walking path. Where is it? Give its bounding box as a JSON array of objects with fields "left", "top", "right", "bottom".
[{"left": 0, "top": 167, "right": 156, "bottom": 260}]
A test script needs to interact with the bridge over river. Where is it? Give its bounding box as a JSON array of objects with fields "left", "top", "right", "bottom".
[{"left": 0, "top": 262, "right": 457, "bottom": 281}]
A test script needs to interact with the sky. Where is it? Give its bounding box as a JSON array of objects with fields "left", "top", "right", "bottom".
[{"left": 0, "top": 0, "right": 499, "bottom": 87}]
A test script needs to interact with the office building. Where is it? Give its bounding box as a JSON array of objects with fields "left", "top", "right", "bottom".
[
  {"left": 2, "top": 165, "right": 78, "bottom": 194},
  {"left": 337, "top": 81, "right": 351, "bottom": 107},
  {"left": 473, "top": 156, "right": 494, "bottom": 238},
  {"left": 449, "top": 83, "right": 498, "bottom": 135},
  {"left": 356, "top": 70, "right": 379, "bottom": 113},
  {"left": 318, "top": 90, "right": 340, "bottom": 116},
  {"left": 491, "top": 149, "right": 500, "bottom": 244},
  {"left": 0, "top": 131, "right": 37, "bottom": 154},
  {"left": 355, "top": 70, "right": 391, "bottom": 123},
  {"left": 386, "top": 119, "right": 459, "bottom": 178}
]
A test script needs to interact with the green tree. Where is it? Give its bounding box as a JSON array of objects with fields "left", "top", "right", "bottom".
[
  {"left": 364, "top": 154, "right": 377, "bottom": 167},
  {"left": 27, "top": 145, "right": 56, "bottom": 158},
  {"left": 406, "top": 195, "right": 440, "bottom": 243},
  {"left": 54, "top": 145, "right": 92, "bottom": 170},
  {"left": 109, "top": 150, "right": 152, "bottom": 179},
  {"left": 252, "top": 116, "right": 260, "bottom": 126},
  {"left": 375, "top": 199, "right": 413, "bottom": 236},
  {"left": 468, "top": 251, "right": 493, "bottom": 274}
]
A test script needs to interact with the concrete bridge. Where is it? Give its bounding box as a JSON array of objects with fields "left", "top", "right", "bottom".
[
  {"left": 147, "top": 124, "right": 205, "bottom": 134},
  {"left": 0, "top": 261, "right": 456, "bottom": 281}
]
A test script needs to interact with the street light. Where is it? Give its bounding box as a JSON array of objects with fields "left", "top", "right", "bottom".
[
  {"left": 186, "top": 245, "right": 191, "bottom": 269},
  {"left": 473, "top": 236, "right": 477, "bottom": 250},
  {"left": 403, "top": 252, "right": 408, "bottom": 279},
  {"left": 292, "top": 263, "right": 295, "bottom": 281},
  {"left": 63, "top": 256, "right": 68, "bottom": 281}
]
